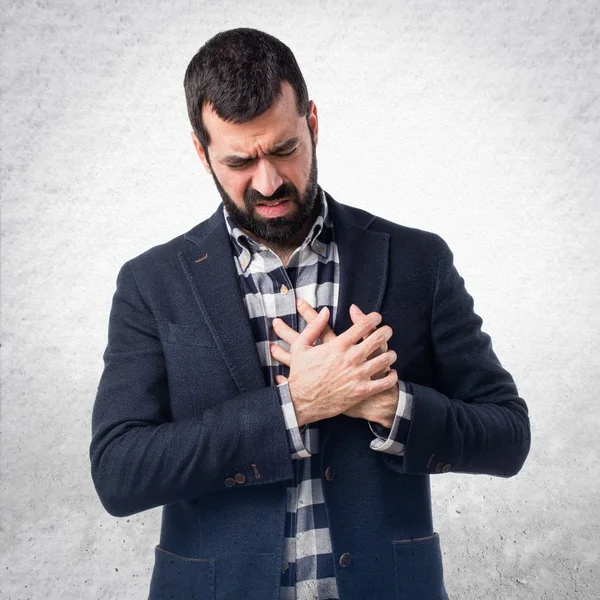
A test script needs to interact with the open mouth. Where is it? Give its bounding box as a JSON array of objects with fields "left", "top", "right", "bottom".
[
  {"left": 254, "top": 199, "right": 291, "bottom": 218},
  {"left": 256, "top": 198, "right": 288, "bottom": 206}
]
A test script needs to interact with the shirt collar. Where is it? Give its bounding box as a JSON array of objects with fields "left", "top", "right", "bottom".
[{"left": 223, "top": 187, "right": 330, "bottom": 272}]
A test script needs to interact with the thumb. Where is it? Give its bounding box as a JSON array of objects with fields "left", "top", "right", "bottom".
[{"left": 275, "top": 375, "right": 288, "bottom": 385}]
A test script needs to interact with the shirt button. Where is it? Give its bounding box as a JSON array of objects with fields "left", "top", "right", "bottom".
[
  {"left": 324, "top": 466, "right": 335, "bottom": 481},
  {"left": 234, "top": 473, "right": 246, "bottom": 484},
  {"left": 224, "top": 477, "right": 236, "bottom": 487},
  {"left": 339, "top": 553, "right": 352, "bottom": 568},
  {"left": 280, "top": 284, "right": 289, "bottom": 295}
]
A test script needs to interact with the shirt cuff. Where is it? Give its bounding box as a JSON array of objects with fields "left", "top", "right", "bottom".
[
  {"left": 277, "top": 382, "right": 312, "bottom": 460},
  {"left": 368, "top": 380, "right": 413, "bottom": 456}
]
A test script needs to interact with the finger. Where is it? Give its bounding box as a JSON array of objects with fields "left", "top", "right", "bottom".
[
  {"left": 349, "top": 305, "right": 369, "bottom": 338},
  {"left": 272, "top": 317, "right": 300, "bottom": 346},
  {"left": 349, "top": 303, "right": 365, "bottom": 317},
  {"left": 355, "top": 325, "right": 393, "bottom": 361},
  {"left": 275, "top": 375, "right": 288, "bottom": 385},
  {"left": 297, "top": 306, "right": 330, "bottom": 348},
  {"left": 362, "top": 368, "right": 399, "bottom": 396},
  {"left": 337, "top": 310, "right": 382, "bottom": 347},
  {"left": 350, "top": 305, "right": 378, "bottom": 343},
  {"left": 296, "top": 298, "right": 337, "bottom": 342},
  {"left": 367, "top": 342, "right": 388, "bottom": 361},
  {"left": 370, "top": 366, "right": 390, "bottom": 381},
  {"left": 270, "top": 343, "right": 292, "bottom": 367},
  {"left": 344, "top": 323, "right": 391, "bottom": 362},
  {"left": 364, "top": 349, "right": 397, "bottom": 379}
]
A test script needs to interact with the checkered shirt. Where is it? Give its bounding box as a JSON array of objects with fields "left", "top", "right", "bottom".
[{"left": 223, "top": 189, "right": 413, "bottom": 600}]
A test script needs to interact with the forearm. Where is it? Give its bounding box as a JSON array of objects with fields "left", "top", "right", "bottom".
[
  {"left": 384, "top": 233, "right": 530, "bottom": 477},
  {"left": 397, "top": 380, "right": 530, "bottom": 476},
  {"left": 90, "top": 384, "right": 293, "bottom": 517}
]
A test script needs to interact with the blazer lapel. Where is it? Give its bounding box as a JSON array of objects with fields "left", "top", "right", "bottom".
[
  {"left": 326, "top": 192, "right": 390, "bottom": 334},
  {"left": 321, "top": 193, "right": 391, "bottom": 445},
  {"left": 178, "top": 206, "right": 267, "bottom": 394}
]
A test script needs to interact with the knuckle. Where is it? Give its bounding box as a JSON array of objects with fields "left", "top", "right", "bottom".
[
  {"left": 376, "top": 329, "right": 388, "bottom": 344},
  {"left": 342, "top": 353, "right": 355, "bottom": 369}
]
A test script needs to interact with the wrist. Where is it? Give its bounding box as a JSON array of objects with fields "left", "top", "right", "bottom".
[
  {"left": 287, "top": 381, "right": 311, "bottom": 427},
  {"left": 377, "top": 385, "right": 399, "bottom": 429}
]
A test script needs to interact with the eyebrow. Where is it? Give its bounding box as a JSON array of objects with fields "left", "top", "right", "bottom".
[{"left": 222, "top": 137, "right": 301, "bottom": 166}]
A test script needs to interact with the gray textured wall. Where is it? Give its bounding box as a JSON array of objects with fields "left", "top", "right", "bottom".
[{"left": 1, "top": 1, "right": 598, "bottom": 598}]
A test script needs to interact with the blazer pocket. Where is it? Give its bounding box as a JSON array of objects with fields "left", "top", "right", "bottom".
[
  {"left": 392, "top": 533, "right": 447, "bottom": 600},
  {"left": 149, "top": 545, "right": 215, "bottom": 600},
  {"left": 167, "top": 322, "right": 216, "bottom": 348}
]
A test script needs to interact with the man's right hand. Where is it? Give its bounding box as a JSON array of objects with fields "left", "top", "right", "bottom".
[{"left": 270, "top": 306, "right": 398, "bottom": 426}]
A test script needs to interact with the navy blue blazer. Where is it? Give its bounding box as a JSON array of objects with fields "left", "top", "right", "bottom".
[{"left": 90, "top": 192, "right": 530, "bottom": 600}]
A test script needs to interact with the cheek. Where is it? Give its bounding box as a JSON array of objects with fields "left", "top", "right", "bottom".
[
  {"left": 282, "top": 155, "right": 311, "bottom": 188},
  {"left": 217, "top": 170, "right": 249, "bottom": 198}
]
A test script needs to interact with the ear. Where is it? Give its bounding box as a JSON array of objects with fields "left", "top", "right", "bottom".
[
  {"left": 191, "top": 132, "right": 212, "bottom": 174},
  {"left": 307, "top": 100, "right": 318, "bottom": 146}
]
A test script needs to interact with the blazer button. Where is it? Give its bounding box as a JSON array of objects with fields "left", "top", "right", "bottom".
[
  {"left": 442, "top": 464, "right": 452, "bottom": 473},
  {"left": 224, "top": 477, "right": 236, "bottom": 487},
  {"left": 324, "top": 466, "right": 335, "bottom": 481},
  {"left": 339, "top": 553, "right": 352, "bottom": 568},
  {"left": 234, "top": 473, "right": 246, "bottom": 484}
]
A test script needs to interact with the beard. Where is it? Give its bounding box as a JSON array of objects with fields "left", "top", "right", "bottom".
[{"left": 211, "top": 139, "right": 320, "bottom": 244}]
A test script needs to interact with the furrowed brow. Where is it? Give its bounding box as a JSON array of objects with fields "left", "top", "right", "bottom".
[
  {"left": 221, "top": 137, "right": 301, "bottom": 166},
  {"left": 267, "top": 137, "right": 300, "bottom": 154}
]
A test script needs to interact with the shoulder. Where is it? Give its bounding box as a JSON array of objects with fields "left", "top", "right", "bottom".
[
  {"left": 123, "top": 205, "right": 223, "bottom": 272},
  {"left": 325, "top": 191, "right": 449, "bottom": 257}
]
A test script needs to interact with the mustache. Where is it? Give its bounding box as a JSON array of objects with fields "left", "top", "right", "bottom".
[{"left": 245, "top": 183, "right": 298, "bottom": 206}]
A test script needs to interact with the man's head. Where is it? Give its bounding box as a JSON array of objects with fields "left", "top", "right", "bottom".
[{"left": 183, "top": 28, "right": 320, "bottom": 244}]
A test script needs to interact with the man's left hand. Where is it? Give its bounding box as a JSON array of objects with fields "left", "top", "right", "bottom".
[{"left": 270, "top": 300, "right": 399, "bottom": 429}]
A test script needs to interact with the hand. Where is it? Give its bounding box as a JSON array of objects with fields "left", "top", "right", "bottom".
[{"left": 270, "top": 299, "right": 399, "bottom": 427}]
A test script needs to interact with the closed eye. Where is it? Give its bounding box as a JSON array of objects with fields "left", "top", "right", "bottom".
[
  {"left": 226, "top": 147, "right": 298, "bottom": 169},
  {"left": 227, "top": 160, "right": 253, "bottom": 170},
  {"left": 275, "top": 147, "right": 298, "bottom": 157}
]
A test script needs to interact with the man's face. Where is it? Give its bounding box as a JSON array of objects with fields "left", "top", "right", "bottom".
[{"left": 192, "top": 82, "right": 320, "bottom": 244}]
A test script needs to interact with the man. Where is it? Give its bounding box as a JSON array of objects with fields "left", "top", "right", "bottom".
[{"left": 90, "top": 28, "right": 530, "bottom": 600}]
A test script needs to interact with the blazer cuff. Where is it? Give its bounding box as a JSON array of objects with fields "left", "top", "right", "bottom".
[
  {"left": 368, "top": 380, "right": 413, "bottom": 456},
  {"left": 277, "top": 382, "right": 312, "bottom": 460}
]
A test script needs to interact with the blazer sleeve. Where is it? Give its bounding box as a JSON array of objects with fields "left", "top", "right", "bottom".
[
  {"left": 387, "top": 234, "right": 530, "bottom": 477},
  {"left": 89, "top": 260, "right": 294, "bottom": 518}
]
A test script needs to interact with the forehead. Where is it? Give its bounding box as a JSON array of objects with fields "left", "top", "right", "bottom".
[{"left": 202, "top": 82, "right": 305, "bottom": 155}]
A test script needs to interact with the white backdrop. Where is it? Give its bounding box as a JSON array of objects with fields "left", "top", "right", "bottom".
[{"left": 1, "top": 1, "right": 598, "bottom": 598}]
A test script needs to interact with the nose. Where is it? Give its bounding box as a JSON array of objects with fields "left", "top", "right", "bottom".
[{"left": 252, "top": 158, "right": 283, "bottom": 198}]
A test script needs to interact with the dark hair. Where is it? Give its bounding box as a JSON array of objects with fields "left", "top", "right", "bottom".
[{"left": 183, "top": 28, "right": 310, "bottom": 150}]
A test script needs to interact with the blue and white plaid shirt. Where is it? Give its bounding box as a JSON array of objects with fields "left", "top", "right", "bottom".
[{"left": 223, "top": 188, "right": 413, "bottom": 600}]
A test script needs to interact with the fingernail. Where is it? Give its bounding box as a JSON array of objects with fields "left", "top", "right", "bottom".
[
  {"left": 296, "top": 298, "right": 304, "bottom": 306},
  {"left": 319, "top": 307, "right": 327, "bottom": 316},
  {"left": 272, "top": 318, "right": 280, "bottom": 327}
]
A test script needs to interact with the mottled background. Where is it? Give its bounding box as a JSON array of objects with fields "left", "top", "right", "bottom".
[{"left": 1, "top": 1, "right": 598, "bottom": 598}]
